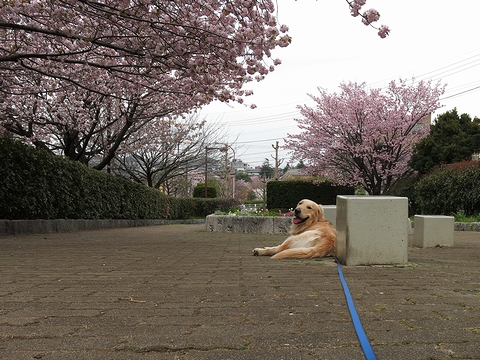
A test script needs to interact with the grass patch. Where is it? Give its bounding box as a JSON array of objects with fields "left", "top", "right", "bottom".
[{"left": 452, "top": 212, "right": 480, "bottom": 222}]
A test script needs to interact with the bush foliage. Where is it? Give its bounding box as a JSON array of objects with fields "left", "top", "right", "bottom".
[
  {"left": 266, "top": 180, "right": 355, "bottom": 209},
  {"left": 0, "top": 138, "right": 234, "bottom": 219},
  {"left": 192, "top": 183, "right": 217, "bottom": 198},
  {"left": 409, "top": 109, "right": 480, "bottom": 175},
  {"left": 414, "top": 161, "right": 480, "bottom": 216}
]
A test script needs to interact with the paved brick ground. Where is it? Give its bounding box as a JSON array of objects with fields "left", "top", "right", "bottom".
[{"left": 1, "top": 224, "right": 479, "bottom": 359}]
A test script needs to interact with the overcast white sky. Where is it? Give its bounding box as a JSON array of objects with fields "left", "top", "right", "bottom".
[{"left": 199, "top": 0, "right": 480, "bottom": 168}]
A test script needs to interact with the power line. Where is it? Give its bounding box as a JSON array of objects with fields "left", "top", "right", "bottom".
[
  {"left": 441, "top": 85, "right": 480, "bottom": 100},
  {"left": 208, "top": 49, "right": 480, "bottom": 161},
  {"left": 236, "top": 137, "right": 286, "bottom": 144},
  {"left": 368, "top": 48, "right": 480, "bottom": 87},
  {"left": 206, "top": 50, "right": 480, "bottom": 133}
]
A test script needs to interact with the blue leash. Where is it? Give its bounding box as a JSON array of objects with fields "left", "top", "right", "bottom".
[{"left": 335, "top": 258, "right": 377, "bottom": 360}]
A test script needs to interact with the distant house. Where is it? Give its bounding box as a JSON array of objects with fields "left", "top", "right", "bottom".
[
  {"left": 411, "top": 113, "right": 432, "bottom": 134},
  {"left": 279, "top": 168, "right": 309, "bottom": 181},
  {"left": 246, "top": 166, "right": 261, "bottom": 177},
  {"left": 233, "top": 159, "right": 247, "bottom": 173}
]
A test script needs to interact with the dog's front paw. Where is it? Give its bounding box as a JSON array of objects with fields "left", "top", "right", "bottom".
[{"left": 253, "top": 248, "right": 262, "bottom": 256}]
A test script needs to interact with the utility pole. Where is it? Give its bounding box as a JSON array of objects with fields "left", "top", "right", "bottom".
[
  {"left": 261, "top": 174, "right": 268, "bottom": 211},
  {"left": 204, "top": 145, "right": 230, "bottom": 198},
  {"left": 271, "top": 141, "right": 284, "bottom": 180}
]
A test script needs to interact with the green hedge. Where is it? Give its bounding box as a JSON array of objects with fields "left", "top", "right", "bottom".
[
  {"left": 414, "top": 161, "right": 480, "bottom": 216},
  {"left": 185, "top": 198, "right": 236, "bottom": 218},
  {"left": 266, "top": 180, "right": 355, "bottom": 209},
  {"left": 0, "top": 137, "right": 234, "bottom": 220},
  {"left": 193, "top": 183, "right": 217, "bottom": 198}
]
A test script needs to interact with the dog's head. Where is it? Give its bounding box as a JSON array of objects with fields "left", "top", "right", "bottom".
[{"left": 292, "top": 199, "right": 324, "bottom": 230}]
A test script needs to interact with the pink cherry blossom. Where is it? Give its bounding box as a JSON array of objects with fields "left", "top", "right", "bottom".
[
  {"left": 378, "top": 25, "right": 391, "bottom": 39},
  {"left": 0, "top": 0, "right": 292, "bottom": 106},
  {"left": 346, "top": 0, "right": 389, "bottom": 37},
  {"left": 284, "top": 79, "right": 445, "bottom": 195}
]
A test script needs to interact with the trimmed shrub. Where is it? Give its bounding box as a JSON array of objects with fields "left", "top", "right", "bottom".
[
  {"left": 0, "top": 137, "right": 236, "bottom": 219},
  {"left": 190, "top": 198, "right": 236, "bottom": 217},
  {"left": 168, "top": 197, "right": 195, "bottom": 220},
  {"left": 193, "top": 183, "right": 217, "bottom": 198},
  {"left": 0, "top": 138, "right": 166, "bottom": 219},
  {"left": 414, "top": 161, "right": 480, "bottom": 216},
  {"left": 1, "top": 138, "right": 55, "bottom": 219}
]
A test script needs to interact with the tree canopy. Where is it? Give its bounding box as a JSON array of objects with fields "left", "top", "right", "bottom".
[
  {"left": 259, "top": 159, "right": 274, "bottom": 179},
  {"left": 0, "top": 0, "right": 291, "bottom": 103},
  {"left": 285, "top": 79, "right": 445, "bottom": 195},
  {"left": 409, "top": 109, "right": 480, "bottom": 175},
  {"left": 0, "top": 0, "right": 291, "bottom": 169}
]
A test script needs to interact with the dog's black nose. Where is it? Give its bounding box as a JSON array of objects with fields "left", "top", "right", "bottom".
[{"left": 294, "top": 208, "right": 301, "bottom": 216}]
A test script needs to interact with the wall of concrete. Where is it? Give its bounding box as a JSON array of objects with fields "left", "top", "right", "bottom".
[{"left": 205, "top": 215, "right": 292, "bottom": 234}]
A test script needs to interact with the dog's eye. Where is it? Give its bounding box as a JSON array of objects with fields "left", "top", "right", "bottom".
[{"left": 307, "top": 206, "right": 312, "bottom": 209}]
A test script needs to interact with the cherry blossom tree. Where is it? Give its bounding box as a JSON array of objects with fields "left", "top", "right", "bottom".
[
  {"left": 0, "top": 0, "right": 386, "bottom": 104},
  {"left": 1, "top": 77, "right": 181, "bottom": 169},
  {"left": 0, "top": 0, "right": 291, "bottom": 104},
  {"left": 0, "top": 1, "right": 293, "bottom": 168},
  {"left": 285, "top": 79, "right": 445, "bottom": 195}
]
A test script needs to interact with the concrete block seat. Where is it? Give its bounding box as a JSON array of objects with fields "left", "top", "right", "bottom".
[
  {"left": 335, "top": 195, "right": 408, "bottom": 266},
  {"left": 322, "top": 205, "right": 336, "bottom": 228},
  {"left": 413, "top": 215, "right": 454, "bottom": 248}
]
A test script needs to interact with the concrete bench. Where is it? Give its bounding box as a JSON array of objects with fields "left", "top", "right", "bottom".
[
  {"left": 335, "top": 195, "right": 408, "bottom": 266},
  {"left": 322, "top": 205, "right": 336, "bottom": 228},
  {"left": 413, "top": 215, "right": 454, "bottom": 248}
]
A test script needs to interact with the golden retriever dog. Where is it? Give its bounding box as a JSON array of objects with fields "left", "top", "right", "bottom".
[{"left": 253, "top": 199, "right": 336, "bottom": 259}]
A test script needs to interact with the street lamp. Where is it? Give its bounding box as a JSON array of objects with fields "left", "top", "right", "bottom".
[
  {"left": 204, "top": 145, "right": 227, "bottom": 198},
  {"left": 223, "top": 144, "right": 236, "bottom": 200},
  {"left": 204, "top": 144, "right": 236, "bottom": 199}
]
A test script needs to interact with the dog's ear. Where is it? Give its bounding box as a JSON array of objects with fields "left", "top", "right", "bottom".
[{"left": 316, "top": 203, "right": 325, "bottom": 222}]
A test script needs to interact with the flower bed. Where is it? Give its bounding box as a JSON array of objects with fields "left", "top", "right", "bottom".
[{"left": 214, "top": 205, "right": 294, "bottom": 218}]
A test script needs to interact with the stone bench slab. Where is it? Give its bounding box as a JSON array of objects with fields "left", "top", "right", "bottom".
[{"left": 413, "top": 215, "right": 454, "bottom": 248}]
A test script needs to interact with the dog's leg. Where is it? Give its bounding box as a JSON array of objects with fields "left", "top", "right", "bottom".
[
  {"left": 253, "top": 246, "right": 280, "bottom": 256},
  {"left": 271, "top": 247, "right": 316, "bottom": 259},
  {"left": 253, "top": 238, "right": 292, "bottom": 256}
]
